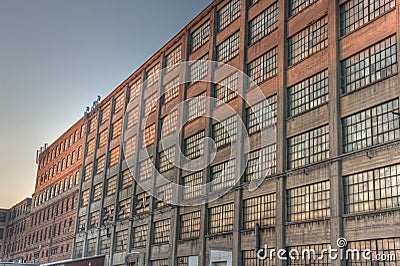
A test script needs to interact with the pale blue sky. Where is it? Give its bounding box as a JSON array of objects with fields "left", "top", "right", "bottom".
[{"left": 0, "top": 0, "right": 212, "bottom": 208}]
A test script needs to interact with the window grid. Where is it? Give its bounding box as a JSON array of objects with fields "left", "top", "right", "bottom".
[
  {"left": 136, "top": 192, "right": 151, "bottom": 214},
  {"left": 344, "top": 164, "right": 400, "bottom": 214},
  {"left": 106, "top": 176, "right": 117, "bottom": 196},
  {"left": 242, "top": 249, "right": 276, "bottom": 266},
  {"left": 164, "top": 77, "right": 180, "bottom": 103},
  {"left": 217, "top": 0, "right": 241, "bottom": 31},
  {"left": 87, "top": 139, "right": 95, "bottom": 156},
  {"left": 211, "top": 160, "right": 236, "bottom": 192},
  {"left": 248, "top": 47, "right": 278, "bottom": 85},
  {"left": 129, "top": 80, "right": 141, "bottom": 101},
  {"left": 109, "top": 147, "right": 120, "bottom": 167},
  {"left": 191, "top": 21, "right": 210, "bottom": 52},
  {"left": 209, "top": 203, "right": 234, "bottom": 235},
  {"left": 161, "top": 110, "right": 178, "bottom": 137},
  {"left": 288, "top": 125, "right": 330, "bottom": 169},
  {"left": 121, "top": 169, "right": 133, "bottom": 190},
  {"left": 89, "top": 211, "right": 100, "bottom": 229},
  {"left": 243, "top": 194, "right": 276, "bottom": 230},
  {"left": 89, "top": 118, "right": 97, "bottom": 133},
  {"left": 247, "top": 94, "right": 277, "bottom": 134},
  {"left": 100, "top": 235, "right": 110, "bottom": 255},
  {"left": 143, "top": 124, "right": 156, "bottom": 147},
  {"left": 96, "top": 155, "right": 106, "bottom": 174},
  {"left": 183, "top": 171, "right": 203, "bottom": 200},
  {"left": 287, "top": 181, "right": 331, "bottom": 222},
  {"left": 114, "top": 93, "right": 125, "bottom": 114},
  {"left": 78, "top": 215, "right": 86, "bottom": 232},
  {"left": 92, "top": 183, "right": 102, "bottom": 202},
  {"left": 101, "top": 105, "right": 110, "bottom": 125},
  {"left": 287, "top": 244, "right": 331, "bottom": 265},
  {"left": 114, "top": 230, "right": 128, "bottom": 252},
  {"left": 212, "top": 115, "right": 237, "bottom": 148},
  {"left": 187, "top": 92, "right": 206, "bottom": 121},
  {"left": 184, "top": 131, "right": 205, "bottom": 159},
  {"left": 342, "top": 99, "right": 400, "bottom": 153},
  {"left": 81, "top": 190, "right": 90, "bottom": 207},
  {"left": 155, "top": 183, "right": 172, "bottom": 209},
  {"left": 248, "top": 2, "right": 278, "bottom": 45},
  {"left": 341, "top": 35, "right": 398, "bottom": 94},
  {"left": 84, "top": 163, "right": 92, "bottom": 181},
  {"left": 124, "top": 136, "right": 137, "bottom": 159},
  {"left": 346, "top": 238, "right": 400, "bottom": 265},
  {"left": 288, "top": 69, "right": 329, "bottom": 117},
  {"left": 166, "top": 45, "right": 182, "bottom": 69},
  {"left": 159, "top": 147, "right": 176, "bottom": 173},
  {"left": 112, "top": 119, "right": 123, "bottom": 139},
  {"left": 179, "top": 211, "right": 201, "bottom": 240},
  {"left": 341, "top": 0, "right": 396, "bottom": 36},
  {"left": 217, "top": 31, "right": 240, "bottom": 63},
  {"left": 289, "top": 0, "right": 318, "bottom": 16},
  {"left": 132, "top": 224, "right": 148, "bottom": 248},
  {"left": 146, "top": 64, "right": 161, "bottom": 88},
  {"left": 245, "top": 144, "right": 277, "bottom": 182},
  {"left": 288, "top": 16, "right": 328, "bottom": 65},
  {"left": 152, "top": 259, "right": 169, "bottom": 266},
  {"left": 144, "top": 93, "right": 159, "bottom": 116},
  {"left": 139, "top": 158, "right": 153, "bottom": 181},
  {"left": 189, "top": 55, "right": 208, "bottom": 85},
  {"left": 215, "top": 72, "right": 238, "bottom": 105},
  {"left": 126, "top": 106, "right": 139, "bottom": 128},
  {"left": 177, "top": 257, "right": 189, "bottom": 266},
  {"left": 153, "top": 219, "right": 171, "bottom": 244},
  {"left": 118, "top": 198, "right": 131, "bottom": 220}
]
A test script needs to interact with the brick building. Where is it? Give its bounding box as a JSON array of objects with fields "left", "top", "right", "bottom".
[
  {"left": 0, "top": 209, "right": 9, "bottom": 261},
  {"left": 2, "top": 199, "right": 31, "bottom": 263},
  {"left": 69, "top": 0, "right": 400, "bottom": 265}
]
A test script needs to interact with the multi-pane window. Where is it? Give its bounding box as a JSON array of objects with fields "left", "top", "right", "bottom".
[
  {"left": 159, "top": 147, "right": 176, "bottom": 173},
  {"left": 189, "top": 55, "right": 208, "bottom": 85},
  {"left": 84, "top": 163, "right": 93, "bottom": 181},
  {"left": 191, "top": 21, "right": 210, "bottom": 52},
  {"left": 246, "top": 144, "right": 277, "bottom": 181},
  {"left": 155, "top": 183, "right": 172, "bottom": 208},
  {"left": 139, "top": 158, "right": 153, "bottom": 181},
  {"left": 114, "top": 230, "right": 128, "bottom": 252},
  {"left": 100, "top": 235, "right": 110, "bottom": 255},
  {"left": 81, "top": 190, "right": 90, "bottom": 207},
  {"left": 87, "top": 139, "right": 95, "bottom": 156},
  {"left": 182, "top": 171, "right": 203, "bottom": 200},
  {"left": 126, "top": 106, "right": 139, "bottom": 128},
  {"left": 346, "top": 238, "right": 400, "bottom": 265},
  {"left": 118, "top": 198, "right": 131, "bottom": 220},
  {"left": 112, "top": 119, "right": 123, "bottom": 139},
  {"left": 215, "top": 72, "right": 238, "bottom": 105},
  {"left": 144, "top": 93, "right": 159, "bottom": 116},
  {"left": 187, "top": 92, "right": 206, "bottom": 121},
  {"left": 342, "top": 99, "right": 399, "bottom": 153},
  {"left": 288, "top": 125, "right": 329, "bottom": 169},
  {"left": 135, "top": 192, "right": 151, "bottom": 214},
  {"left": 121, "top": 169, "right": 133, "bottom": 190},
  {"left": 129, "top": 80, "right": 141, "bottom": 101},
  {"left": 103, "top": 205, "right": 114, "bottom": 225},
  {"left": 101, "top": 105, "right": 110, "bottom": 125},
  {"left": 209, "top": 203, "right": 234, "bottom": 234},
  {"left": 153, "top": 219, "right": 170, "bottom": 244},
  {"left": 106, "top": 176, "right": 117, "bottom": 196},
  {"left": 288, "top": 70, "right": 329, "bottom": 117},
  {"left": 152, "top": 259, "right": 169, "bottom": 266},
  {"left": 89, "top": 211, "right": 100, "bottom": 229},
  {"left": 184, "top": 131, "right": 205, "bottom": 159},
  {"left": 143, "top": 124, "right": 156, "bottom": 147},
  {"left": 211, "top": 160, "right": 235, "bottom": 192},
  {"left": 96, "top": 155, "right": 106, "bottom": 174},
  {"left": 287, "top": 181, "right": 331, "bottom": 222},
  {"left": 216, "top": 31, "right": 240, "bottom": 63},
  {"left": 146, "top": 64, "right": 161, "bottom": 88},
  {"left": 287, "top": 244, "right": 331, "bottom": 265},
  {"left": 344, "top": 164, "right": 400, "bottom": 214},
  {"left": 114, "top": 93, "right": 125, "bottom": 114},
  {"left": 248, "top": 47, "right": 278, "bottom": 85},
  {"left": 288, "top": 16, "right": 328, "bottom": 65},
  {"left": 161, "top": 110, "right": 178, "bottom": 137},
  {"left": 132, "top": 224, "right": 148, "bottom": 248},
  {"left": 217, "top": 0, "right": 241, "bottom": 31},
  {"left": 89, "top": 118, "right": 97, "bottom": 133},
  {"left": 247, "top": 94, "right": 277, "bottom": 134},
  {"left": 177, "top": 257, "right": 189, "bottom": 266},
  {"left": 341, "top": 35, "right": 398, "bottom": 94},
  {"left": 109, "top": 147, "right": 120, "bottom": 167},
  {"left": 166, "top": 45, "right": 182, "bottom": 69},
  {"left": 242, "top": 249, "right": 276, "bottom": 266},
  {"left": 341, "top": 0, "right": 396, "bottom": 35},
  {"left": 78, "top": 215, "right": 86, "bottom": 232},
  {"left": 179, "top": 211, "right": 201, "bottom": 240},
  {"left": 124, "top": 135, "right": 137, "bottom": 159},
  {"left": 92, "top": 183, "right": 102, "bottom": 202},
  {"left": 243, "top": 194, "right": 276, "bottom": 230},
  {"left": 289, "top": 0, "right": 318, "bottom": 17},
  {"left": 248, "top": 2, "right": 278, "bottom": 45},
  {"left": 74, "top": 241, "right": 84, "bottom": 258},
  {"left": 212, "top": 115, "right": 237, "bottom": 148},
  {"left": 164, "top": 77, "right": 180, "bottom": 104}
]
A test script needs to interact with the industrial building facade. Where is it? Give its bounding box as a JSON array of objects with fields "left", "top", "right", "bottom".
[{"left": 69, "top": 0, "right": 400, "bottom": 265}]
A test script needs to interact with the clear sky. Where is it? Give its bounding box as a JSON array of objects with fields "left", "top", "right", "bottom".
[{"left": 0, "top": 0, "right": 212, "bottom": 208}]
